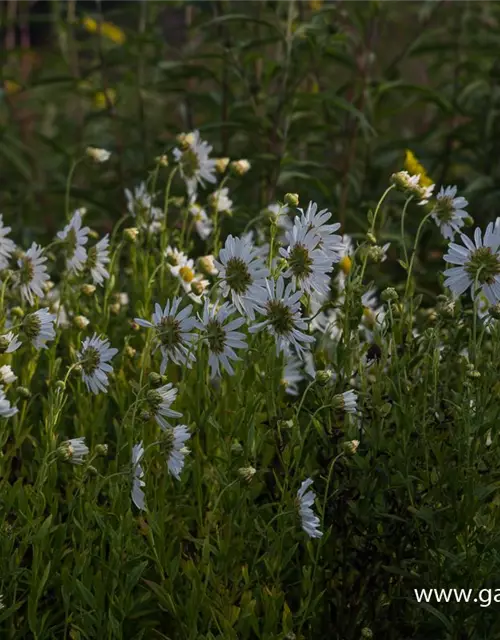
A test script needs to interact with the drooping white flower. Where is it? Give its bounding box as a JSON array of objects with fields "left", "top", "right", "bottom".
[
  {"left": 57, "top": 209, "right": 90, "bottom": 274},
  {"left": 335, "top": 389, "right": 358, "bottom": 414},
  {"left": 173, "top": 130, "right": 217, "bottom": 197},
  {"left": 87, "top": 235, "right": 110, "bottom": 285},
  {"left": 60, "top": 437, "right": 89, "bottom": 465},
  {"left": 147, "top": 383, "right": 183, "bottom": 430},
  {"left": 0, "top": 365, "right": 16, "bottom": 385},
  {"left": 391, "top": 171, "right": 435, "bottom": 204},
  {"left": 198, "top": 299, "right": 247, "bottom": 378},
  {"left": 214, "top": 234, "right": 269, "bottom": 320},
  {"left": 0, "top": 386, "right": 17, "bottom": 418},
  {"left": 296, "top": 201, "right": 343, "bottom": 255},
  {"left": 280, "top": 222, "right": 333, "bottom": 296},
  {"left": 281, "top": 353, "right": 304, "bottom": 396},
  {"left": 0, "top": 214, "right": 16, "bottom": 269},
  {"left": 249, "top": 276, "right": 315, "bottom": 357},
  {"left": 189, "top": 202, "right": 213, "bottom": 240},
  {"left": 443, "top": 224, "right": 500, "bottom": 304},
  {"left": 208, "top": 187, "right": 232, "bottom": 213},
  {"left": 0, "top": 331, "right": 21, "bottom": 353},
  {"left": 297, "top": 478, "right": 323, "bottom": 539},
  {"left": 131, "top": 441, "right": 146, "bottom": 510},
  {"left": 23, "top": 308, "right": 56, "bottom": 350},
  {"left": 431, "top": 185, "right": 469, "bottom": 240},
  {"left": 162, "top": 424, "right": 191, "bottom": 480},
  {"left": 77, "top": 333, "right": 118, "bottom": 394},
  {"left": 17, "top": 242, "right": 50, "bottom": 306},
  {"left": 135, "top": 299, "right": 199, "bottom": 374}
]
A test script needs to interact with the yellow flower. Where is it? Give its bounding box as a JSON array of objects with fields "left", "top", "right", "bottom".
[
  {"left": 4, "top": 80, "right": 21, "bottom": 95},
  {"left": 404, "top": 150, "right": 433, "bottom": 187},
  {"left": 93, "top": 89, "right": 116, "bottom": 110},
  {"left": 82, "top": 16, "right": 126, "bottom": 45}
]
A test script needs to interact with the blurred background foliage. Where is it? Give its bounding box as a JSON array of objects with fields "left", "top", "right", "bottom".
[{"left": 1, "top": 0, "right": 500, "bottom": 290}]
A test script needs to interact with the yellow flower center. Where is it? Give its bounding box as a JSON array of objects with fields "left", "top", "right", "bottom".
[{"left": 179, "top": 266, "right": 195, "bottom": 283}]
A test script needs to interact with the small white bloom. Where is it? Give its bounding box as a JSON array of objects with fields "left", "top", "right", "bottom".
[
  {"left": 173, "top": 130, "right": 217, "bottom": 197},
  {"left": 77, "top": 333, "right": 118, "bottom": 394},
  {"left": 57, "top": 210, "right": 90, "bottom": 274},
  {"left": 198, "top": 299, "right": 247, "bottom": 378},
  {"left": 0, "top": 365, "right": 16, "bottom": 384},
  {"left": 87, "top": 235, "right": 110, "bottom": 286},
  {"left": 208, "top": 187, "right": 232, "bottom": 213},
  {"left": 249, "top": 276, "right": 315, "bottom": 357},
  {"left": 17, "top": 242, "right": 50, "bottom": 306},
  {"left": 431, "top": 185, "right": 469, "bottom": 240},
  {"left": 336, "top": 390, "right": 358, "bottom": 414},
  {"left": 0, "top": 386, "right": 17, "bottom": 418},
  {"left": 131, "top": 441, "right": 146, "bottom": 510},
  {"left": 135, "top": 299, "right": 199, "bottom": 374},
  {"left": 125, "top": 183, "right": 163, "bottom": 232},
  {"left": 170, "top": 258, "right": 197, "bottom": 294},
  {"left": 163, "top": 424, "right": 191, "bottom": 480},
  {"left": 0, "top": 331, "right": 21, "bottom": 353},
  {"left": 214, "top": 234, "right": 269, "bottom": 320},
  {"left": 297, "top": 478, "right": 323, "bottom": 539},
  {"left": 147, "top": 383, "right": 183, "bottom": 430},
  {"left": 0, "top": 214, "right": 16, "bottom": 268},
  {"left": 61, "top": 437, "right": 89, "bottom": 465},
  {"left": 86, "top": 146, "right": 111, "bottom": 163},
  {"left": 165, "top": 245, "right": 189, "bottom": 267},
  {"left": 24, "top": 308, "right": 56, "bottom": 350},
  {"left": 443, "top": 224, "right": 500, "bottom": 304}
]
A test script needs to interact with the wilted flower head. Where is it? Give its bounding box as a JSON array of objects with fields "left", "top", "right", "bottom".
[
  {"left": 296, "top": 478, "right": 323, "bottom": 539},
  {"left": 59, "top": 437, "right": 89, "bottom": 465},
  {"left": 160, "top": 425, "right": 191, "bottom": 480}
]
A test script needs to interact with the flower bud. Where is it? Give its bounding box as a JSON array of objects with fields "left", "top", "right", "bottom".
[
  {"left": 129, "top": 320, "right": 140, "bottom": 332},
  {"left": 315, "top": 369, "right": 333, "bottom": 385},
  {"left": 215, "top": 157, "right": 230, "bottom": 173},
  {"left": 339, "top": 255, "right": 352, "bottom": 275},
  {"left": 139, "top": 410, "right": 151, "bottom": 422},
  {"left": 381, "top": 287, "right": 398, "bottom": 302},
  {"left": 16, "top": 386, "right": 31, "bottom": 399},
  {"left": 124, "top": 227, "right": 139, "bottom": 243},
  {"left": 95, "top": 443, "right": 108, "bottom": 457},
  {"left": 361, "top": 629, "right": 373, "bottom": 639},
  {"left": 124, "top": 345, "right": 136, "bottom": 358},
  {"left": 109, "top": 303, "right": 121, "bottom": 315},
  {"left": 231, "top": 441, "right": 243, "bottom": 455},
  {"left": 81, "top": 283, "right": 96, "bottom": 297},
  {"left": 55, "top": 380, "right": 66, "bottom": 392},
  {"left": 490, "top": 303, "right": 500, "bottom": 320},
  {"left": 73, "top": 315, "right": 90, "bottom": 330},
  {"left": 230, "top": 159, "right": 251, "bottom": 176},
  {"left": 86, "top": 465, "right": 99, "bottom": 477},
  {"left": 238, "top": 466, "right": 256, "bottom": 483},
  {"left": 155, "top": 155, "right": 169, "bottom": 167},
  {"left": 284, "top": 193, "right": 299, "bottom": 207},
  {"left": 148, "top": 372, "right": 163, "bottom": 387},
  {"left": 10, "top": 306, "right": 24, "bottom": 318},
  {"left": 366, "top": 232, "right": 377, "bottom": 244},
  {"left": 86, "top": 147, "right": 111, "bottom": 163}
]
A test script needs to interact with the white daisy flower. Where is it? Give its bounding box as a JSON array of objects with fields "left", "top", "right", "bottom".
[
  {"left": 431, "top": 185, "right": 469, "bottom": 240},
  {"left": 165, "top": 245, "right": 189, "bottom": 268},
  {"left": 198, "top": 299, "right": 247, "bottom": 378},
  {"left": 280, "top": 221, "right": 333, "bottom": 296},
  {"left": 135, "top": 299, "right": 199, "bottom": 374},
  {"left": 170, "top": 258, "right": 197, "bottom": 294},
  {"left": 0, "top": 214, "right": 16, "bottom": 268},
  {"left": 214, "top": 234, "right": 269, "bottom": 320},
  {"left": 60, "top": 437, "right": 89, "bottom": 465},
  {"left": 189, "top": 202, "right": 213, "bottom": 240},
  {"left": 249, "top": 276, "right": 315, "bottom": 357},
  {"left": 161, "top": 424, "right": 191, "bottom": 480},
  {"left": 0, "top": 365, "right": 16, "bottom": 385},
  {"left": 17, "top": 242, "right": 50, "bottom": 306},
  {"left": 131, "top": 441, "right": 146, "bottom": 510},
  {"left": 334, "top": 390, "right": 358, "bottom": 414},
  {"left": 208, "top": 187, "right": 232, "bottom": 213},
  {"left": 147, "top": 382, "right": 183, "bottom": 430},
  {"left": 297, "top": 201, "right": 343, "bottom": 255},
  {"left": 23, "top": 308, "right": 56, "bottom": 350},
  {"left": 173, "top": 130, "right": 217, "bottom": 197},
  {"left": 87, "top": 235, "right": 110, "bottom": 286},
  {"left": 0, "top": 331, "right": 21, "bottom": 353},
  {"left": 443, "top": 224, "right": 500, "bottom": 304},
  {"left": 0, "top": 386, "right": 17, "bottom": 418},
  {"left": 57, "top": 209, "right": 90, "bottom": 274},
  {"left": 77, "top": 333, "right": 118, "bottom": 394},
  {"left": 297, "top": 478, "right": 323, "bottom": 539},
  {"left": 281, "top": 353, "right": 304, "bottom": 396}
]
